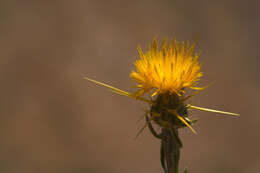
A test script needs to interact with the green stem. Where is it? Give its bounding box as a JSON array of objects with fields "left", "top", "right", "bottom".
[{"left": 161, "top": 128, "right": 182, "bottom": 173}]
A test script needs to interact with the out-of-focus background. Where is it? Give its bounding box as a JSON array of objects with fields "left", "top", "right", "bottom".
[{"left": 1, "top": 0, "right": 259, "bottom": 173}]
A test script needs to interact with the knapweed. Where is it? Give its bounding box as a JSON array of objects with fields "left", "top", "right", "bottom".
[{"left": 85, "top": 38, "right": 238, "bottom": 173}]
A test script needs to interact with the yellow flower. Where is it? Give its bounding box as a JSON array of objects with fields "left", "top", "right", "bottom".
[
  {"left": 84, "top": 37, "right": 239, "bottom": 134},
  {"left": 85, "top": 38, "right": 239, "bottom": 173},
  {"left": 130, "top": 38, "right": 203, "bottom": 97}
]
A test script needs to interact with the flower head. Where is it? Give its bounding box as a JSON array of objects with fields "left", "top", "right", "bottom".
[
  {"left": 84, "top": 37, "right": 239, "bottom": 134},
  {"left": 130, "top": 38, "right": 203, "bottom": 97}
]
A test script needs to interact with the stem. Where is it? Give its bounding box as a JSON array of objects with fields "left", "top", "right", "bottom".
[{"left": 161, "top": 128, "right": 182, "bottom": 173}]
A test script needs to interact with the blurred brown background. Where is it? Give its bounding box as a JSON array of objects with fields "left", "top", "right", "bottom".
[{"left": 0, "top": 0, "right": 259, "bottom": 173}]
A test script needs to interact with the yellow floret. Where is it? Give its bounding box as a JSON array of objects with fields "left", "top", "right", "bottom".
[{"left": 130, "top": 38, "right": 203, "bottom": 97}]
